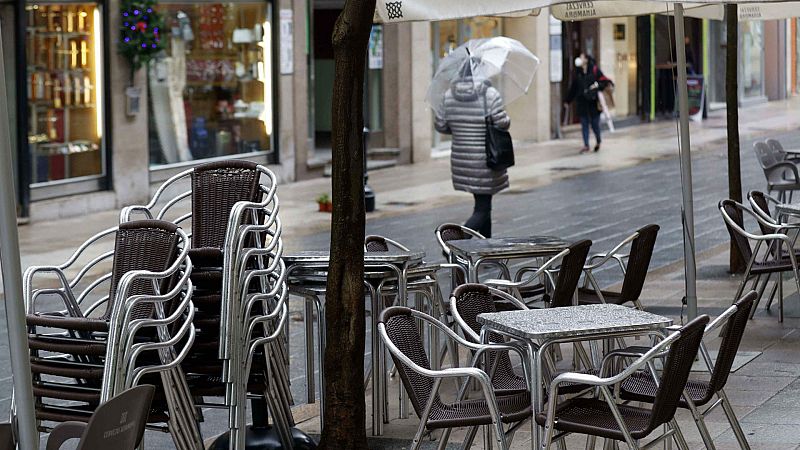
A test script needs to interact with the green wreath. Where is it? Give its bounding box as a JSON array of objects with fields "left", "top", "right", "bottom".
[{"left": 119, "top": 0, "right": 165, "bottom": 83}]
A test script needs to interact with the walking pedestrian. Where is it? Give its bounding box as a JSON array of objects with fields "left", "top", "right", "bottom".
[
  {"left": 564, "top": 53, "right": 612, "bottom": 153},
  {"left": 434, "top": 65, "right": 511, "bottom": 238}
]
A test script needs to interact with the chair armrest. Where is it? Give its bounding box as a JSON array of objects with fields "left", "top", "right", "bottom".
[
  {"left": 765, "top": 161, "right": 800, "bottom": 182},
  {"left": 46, "top": 421, "right": 86, "bottom": 450},
  {"left": 24, "top": 266, "right": 82, "bottom": 317}
]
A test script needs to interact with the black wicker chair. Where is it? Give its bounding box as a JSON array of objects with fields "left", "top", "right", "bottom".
[
  {"left": 617, "top": 291, "right": 757, "bottom": 450},
  {"left": 578, "top": 225, "right": 659, "bottom": 310},
  {"left": 537, "top": 315, "right": 709, "bottom": 449},
  {"left": 486, "top": 240, "right": 592, "bottom": 309},
  {"left": 719, "top": 199, "right": 800, "bottom": 322},
  {"left": 379, "top": 306, "right": 531, "bottom": 450}
]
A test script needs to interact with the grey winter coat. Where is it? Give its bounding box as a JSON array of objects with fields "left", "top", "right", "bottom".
[{"left": 435, "top": 78, "right": 511, "bottom": 195}]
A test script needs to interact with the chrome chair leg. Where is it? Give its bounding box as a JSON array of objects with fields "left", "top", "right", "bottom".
[{"left": 718, "top": 390, "right": 751, "bottom": 450}]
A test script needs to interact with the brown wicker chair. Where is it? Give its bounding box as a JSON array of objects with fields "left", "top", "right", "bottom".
[
  {"left": 537, "top": 315, "right": 709, "bottom": 449},
  {"left": 120, "top": 160, "right": 293, "bottom": 447},
  {"left": 450, "top": 283, "right": 595, "bottom": 399},
  {"left": 449, "top": 284, "right": 529, "bottom": 395},
  {"left": 486, "top": 240, "right": 592, "bottom": 309},
  {"left": 379, "top": 306, "right": 531, "bottom": 450},
  {"left": 578, "top": 224, "right": 659, "bottom": 310},
  {"left": 435, "top": 223, "right": 511, "bottom": 288},
  {"left": 617, "top": 291, "right": 757, "bottom": 450},
  {"left": 44, "top": 385, "right": 155, "bottom": 450},
  {"left": 23, "top": 220, "right": 200, "bottom": 448}
]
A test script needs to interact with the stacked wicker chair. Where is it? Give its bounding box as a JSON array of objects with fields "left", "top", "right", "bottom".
[
  {"left": 122, "top": 160, "right": 292, "bottom": 449},
  {"left": 23, "top": 220, "right": 202, "bottom": 449}
]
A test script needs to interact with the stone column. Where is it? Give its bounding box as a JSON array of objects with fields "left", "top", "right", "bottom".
[
  {"left": 109, "top": 0, "right": 150, "bottom": 206},
  {"left": 504, "top": 13, "right": 551, "bottom": 142}
]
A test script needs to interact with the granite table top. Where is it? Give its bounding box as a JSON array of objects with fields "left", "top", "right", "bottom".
[
  {"left": 447, "top": 236, "right": 569, "bottom": 260},
  {"left": 283, "top": 249, "right": 425, "bottom": 265},
  {"left": 478, "top": 304, "right": 672, "bottom": 341}
]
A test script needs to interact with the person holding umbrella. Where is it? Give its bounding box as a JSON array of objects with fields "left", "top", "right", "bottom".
[
  {"left": 565, "top": 53, "right": 612, "bottom": 154},
  {"left": 434, "top": 63, "right": 510, "bottom": 238},
  {"left": 429, "top": 37, "right": 539, "bottom": 237}
]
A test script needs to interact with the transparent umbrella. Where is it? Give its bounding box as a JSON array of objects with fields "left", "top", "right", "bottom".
[{"left": 426, "top": 36, "right": 540, "bottom": 117}]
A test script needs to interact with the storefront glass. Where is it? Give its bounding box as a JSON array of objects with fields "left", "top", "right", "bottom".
[
  {"left": 26, "top": 3, "right": 104, "bottom": 184},
  {"left": 740, "top": 20, "right": 764, "bottom": 99},
  {"left": 147, "top": 2, "right": 273, "bottom": 167}
]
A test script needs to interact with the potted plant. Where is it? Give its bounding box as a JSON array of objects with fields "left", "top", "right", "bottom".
[{"left": 316, "top": 194, "right": 332, "bottom": 212}]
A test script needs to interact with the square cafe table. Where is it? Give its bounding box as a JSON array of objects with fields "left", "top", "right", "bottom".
[
  {"left": 282, "top": 249, "right": 425, "bottom": 435},
  {"left": 478, "top": 304, "right": 673, "bottom": 448},
  {"left": 447, "top": 236, "right": 569, "bottom": 283}
]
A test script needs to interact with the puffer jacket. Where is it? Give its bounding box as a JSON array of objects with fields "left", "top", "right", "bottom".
[{"left": 435, "top": 78, "right": 511, "bottom": 196}]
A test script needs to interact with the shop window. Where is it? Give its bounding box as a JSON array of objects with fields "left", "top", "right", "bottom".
[
  {"left": 26, "top": 3, "right": 104, "bottom": 184},
  {"left": 741, "top": 20, "right": 764, "bottom": 99},
  {"left": 147, "top": 2, "right": 273, "bottom": 167}
]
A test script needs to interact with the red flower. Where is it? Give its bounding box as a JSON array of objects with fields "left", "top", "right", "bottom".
[{"left": 136, "top": 21, "right": 147, "bottom": 31}]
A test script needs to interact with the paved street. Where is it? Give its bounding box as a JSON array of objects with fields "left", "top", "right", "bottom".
[{"left": 5, "top": 102, "right": 800, "bottom": 447}]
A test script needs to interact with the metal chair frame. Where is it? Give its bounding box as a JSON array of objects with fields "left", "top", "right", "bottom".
[
  {"left": 719, "top": 200, "right": 800, "bottom": 322},
  {"left": 379, "top": 307, "right": 531, "bottom": 450},
  {"left": 435, "top": 223, "right": 512, "bottom": 287},
  {"left": 581, "top": 231, "right": 638, "bottom": 307},
  {"left": 122, "top": 162, "right": 291, "bottom": 449},
  {"left": 606, "top": 292, "right": 757, "bottom": 450},
  {"left": 754, "top": 141, "right": 800, "bottom": 203},
  {"left": 540, "top": 317, "right": 709, "bottom": 450},
  {"left": 23, "top": 223, "right": 202, "bottom": 450}
]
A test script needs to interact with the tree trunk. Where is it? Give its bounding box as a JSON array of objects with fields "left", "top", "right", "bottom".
[
  {"left": 318, "top": 0, "right": 375, "bottom": 448},
  {"left": 726, "top": 4, "right": 745, "bottom": 274}
]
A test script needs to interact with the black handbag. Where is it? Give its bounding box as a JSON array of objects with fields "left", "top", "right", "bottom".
[{"left": 483, "top": 94, "right": 514, "bottom": 171}]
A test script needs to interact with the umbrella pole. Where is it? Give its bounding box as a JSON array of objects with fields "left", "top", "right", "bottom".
[
  {"left": 673, "top": 4, "right": 698, "bottom": 319},
  {"left": 0, "top": 24, "right": 38, "bottom": 449}
]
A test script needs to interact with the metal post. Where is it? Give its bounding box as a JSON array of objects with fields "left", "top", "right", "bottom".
[
  {"left": 0, "top": 22, "right": 38, "bottom": 449},
  {"left": 674, "top": 4, "right": 698, "bottom": 319},
  {"left": 363, "top": 126, "right": 376, "bottom": 213}
]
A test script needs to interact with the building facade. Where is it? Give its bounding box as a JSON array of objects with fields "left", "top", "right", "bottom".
[{"left": 1, "top": 1, "right": 798, "bottom": 222}]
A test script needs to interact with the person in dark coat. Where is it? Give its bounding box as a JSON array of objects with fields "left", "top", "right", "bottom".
[
  {"left": 434, "top": 63, "right": 511, "bottom": 238},
  {"left": 564, "top": 53, "right": 611, "bottom": 153}
]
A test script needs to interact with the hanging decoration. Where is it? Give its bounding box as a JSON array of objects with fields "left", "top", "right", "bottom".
[{"left": 119, "top": 0, "right": 165, "bottom": 84}]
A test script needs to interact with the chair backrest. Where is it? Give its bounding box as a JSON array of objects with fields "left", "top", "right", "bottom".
[
  {"left": 748, "top": 191, "right": 776, "bottom": 235},
  {"left": 619, "top": 225, "right": 660, "bottom": 303},
  {"left": 70, "top": 385, "right": 154, "bottom": 450},
  {"left": 766, "top": 138, "right": 785, "bottom": 155},
  {"left": 365, "top": 235, "right": 390, "bottom": 252},
  {"left": 647, "top": 315, "right": 709, "bottom": 431},
  {"left": 380, "top": 307, "right": 439, "bottom": 417},
  {"left": 706, "top": 291, "right": 758, "bottom": 398},
  {"left": 549, "top": 240, "right": 592, "bottom": 308},
  {"left": 436, "top": 224, "right": 483, "bottom": 286},
  {"left": 451, "top": 284, "right": 506, "bottom": 341},
  {"left": 753, "top": 141, "right": 782, "bottom": 169},
  {"left": 436, "top": 223, "right": 483, "bottom": 256},
  {"left": 719, "top": 200, "right": 754, "bottom": 263},
  {"left": 104, "top": 220, "right": 181, "bottom": 320},
  {"left": 191, "top": 160, "right": 262, "bottom": 250}
]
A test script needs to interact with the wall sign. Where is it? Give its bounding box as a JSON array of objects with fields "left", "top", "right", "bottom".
[
  {"left": 368, "top": 25, "right": 384, "bottom": 69},
  {"left": 279, "top": 9, "right": 294, "bottom": 75}
]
